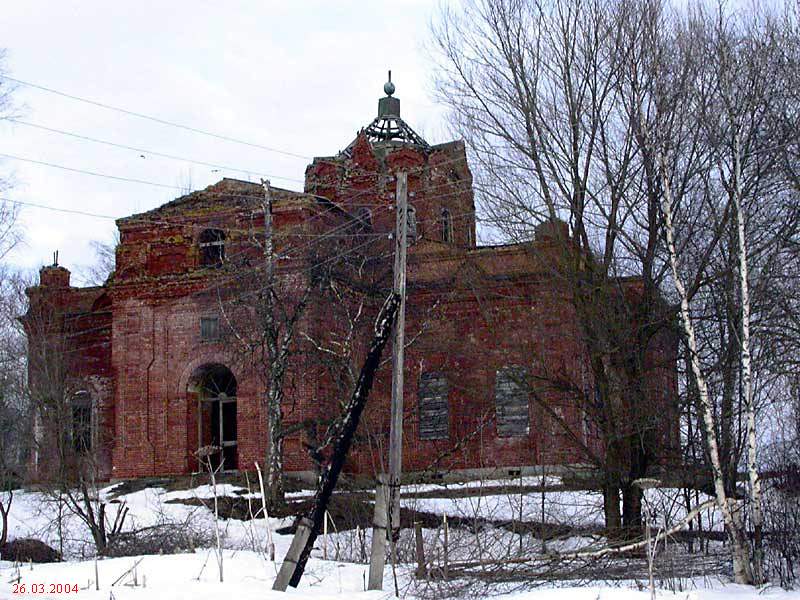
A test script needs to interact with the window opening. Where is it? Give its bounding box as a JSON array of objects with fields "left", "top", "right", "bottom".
[
  {"left": 407, "top": 205, "right": 417, "bottom": 241},
  {"left": 72, "top": 391, "right": 92, "bottom": 453},
  {"left": 495, "top": 366, "right": 530, "bottom": 437},
  {"left": 200, "top": 317, "right": 220, "bottom": 342},
  {"left": 419, "top": 372, "right": 449, "bottom": 440},
  {"left": 199, "top": 229, "right": 225, "bottom": 267},
  {"left": 441, "top": 209, "right": 453, "bottom": 243},
  {"left": 196, "top": 365, "right": 238, "bottom": 471}
]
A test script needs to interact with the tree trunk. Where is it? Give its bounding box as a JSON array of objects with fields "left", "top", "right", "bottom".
[
  {"left": 732, "top": 135, "right": 765, "bottom": 583},
  {"left": 719, "top": 230, "right": 739, "bottom": 494},
  {"left": 659, "top": 158, "right": 754, "bottom": 584},
  {"left": 0, "top": 495, "right": 9, "bottom": 547},
  {"left": 603, "top": 481, "right": 621, "bottom": 532},
  {"left": 622, "top": 483, "right": 643, "bottom": 531},
  {"left": 266, "top": 386, "right": 285, "bottom": 511}
]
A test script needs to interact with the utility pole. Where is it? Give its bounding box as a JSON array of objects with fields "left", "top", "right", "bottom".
[
  {"left": 368, "top": 171, "right": 408, "bottom": 592},
  {"left": 261, "top": 179, "right": 274, "bottom": 284},
  {"left": 261, "top": 179, "right": 283, "bottom": 508},
  {"left": 271, "top": 293, "right": 402, "bottom": 591}
]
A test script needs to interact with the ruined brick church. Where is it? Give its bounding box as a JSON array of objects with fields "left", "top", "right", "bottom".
[{"left": 24, "top": 81, "right": 678, "bottom": 483}]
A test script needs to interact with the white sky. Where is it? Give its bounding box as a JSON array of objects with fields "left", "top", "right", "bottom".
[{"left": 1, "top": 0, "right": 452, "bottom": 284}]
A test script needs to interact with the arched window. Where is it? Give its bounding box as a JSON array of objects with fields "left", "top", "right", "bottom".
[
  {"left": 441, "top": 209, "right": 453, "bottom": 243},
  {"left": 357, "top": 207, "right": 372, "bottom": 230},
  {"left": 407, "top": 205, "right": 417, "bottom": 241},
  {"left": 199, "top": 229, "right": 225, "bottom": 267},
  {"left": 72, "top": 391, "right": 93, "bottom": 453}
]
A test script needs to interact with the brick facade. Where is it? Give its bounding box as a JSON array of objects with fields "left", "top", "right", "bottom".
[{"left": 23, "top": 108, "right": 678, "bottom": 483}]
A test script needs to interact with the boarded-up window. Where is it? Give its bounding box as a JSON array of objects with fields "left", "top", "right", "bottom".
[
  {"left": 418, "top": 372, "right": 448, "bottom": 440},
  {"left": 407, "top": 205, "right": 418, "bottom": 241},
  {"left": 200, "top": 317, "right": 220, "bottom": 342},
  {"left": 495, "top": 366, "right": 530, "bottom": 437}
]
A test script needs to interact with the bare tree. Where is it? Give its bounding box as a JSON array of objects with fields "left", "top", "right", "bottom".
[
  {"left": 658, "top": 148, "right": 754, "bottom": 583},
  {"left": 0, "top": 49, "right": 22, "bottom": 259},
  {"left": 214, "top": 181, "right": 383, "bottom": 510},
  {"left": 432, "top": 0, "right": 800, "bottom": 583},
  {"left": 430, "top": 0, "right": 691, "bottom": 532},
  {"left": 0, "top": 51, "right": 26, "bottom": 547},
  {"left": 77, "top": 232, "right": 119, "bottom": 287},
  {"left": 662, "top": 5, "right": 800, "bottom": 583},
  {"left": 22, "top": 275, "right": 126, "bottom": 556},
  {"left": 0, "top": 271, "right": 31, "bottom": 547},
  {"left": 197, "top": 446, "right": 224, "bottom": 582}
]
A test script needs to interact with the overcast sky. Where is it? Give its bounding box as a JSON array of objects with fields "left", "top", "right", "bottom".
[{"left": 1, "top": 1, "right": 452, "bottom": 283}]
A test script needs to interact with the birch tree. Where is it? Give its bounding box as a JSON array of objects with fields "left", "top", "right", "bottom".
[
  {"left": 212, "top": 180, "right": 313, "bottom": 510},
  {"left": 648, "top": 5, "right": 800, "bottom": 583},
  {"left": 689, "top": 8, "right": 800, "bottom": 581},
  {"left": 431, "top": 0, "right": 697, "bottom": 531},
  {"left": 657, "top": 152, "right": 754, "bottom": 583}
]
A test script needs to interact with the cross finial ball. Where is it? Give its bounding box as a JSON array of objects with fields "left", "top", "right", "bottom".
[{"left": 384, "top": 70, "right": 395, "bottom": 96}]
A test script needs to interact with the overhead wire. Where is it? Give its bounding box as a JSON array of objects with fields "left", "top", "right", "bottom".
[
  {"left": 9, "top": 76, "right": 545, "bottom": 453},
  {"left": 1, "top": 75, "right": 490, "bottom": 299},
  {"left": 6, "top": 119, "right": 305, "bottom": 185},
  {"left": 0, "top": 148, "right": 474, "bottom": 213},
  {"left": 50, "top": 233, "right": 396, "bottom": 357},
  {"left": 2, "top": 75, "right": 312, "bottom": 161},
  {"left": 2, "top": 73, "right": 486, "bottom": 190},
  {"left": 35, "top": 199, "right": 497, "bottom": 361},
  {"left": 0, "top": 147, "right": 478, "bottom": 241}
]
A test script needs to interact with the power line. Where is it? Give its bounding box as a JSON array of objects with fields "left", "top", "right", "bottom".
[
  {"left": 48, "top": 234, "right": 397, "bottom": 357},
  {"left": 2, "top": 75, "right": 478, "bottom": 185},
  {"left": 3, "top": 117, "right": 476, "bottom": 201},
  {"left": 0, "top": 152, "right": 178, "bottom": 191},
  {"left": 3, "top": 76, "right": 312, "bottom": 161},
  {"left": 0, "top": 149, "right": 471, "bottom": 210},
  {"left": 0, "top": 193, "right": 479, "bottom": 251},
  {"left": 7, "top": 119, "right": 305, "bottom": 185},
  {"left": 1, "top": 197, "right": 117, "bottom": 220},
  {"left": 0, "top": 196, "right": 391, "bottom": 248},
  {"left": 0, "top": 151, "right": 476, "bottom": 234}
]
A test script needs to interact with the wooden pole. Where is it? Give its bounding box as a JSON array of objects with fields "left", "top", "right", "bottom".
[
  {"left": 414, "top": 522, "right": 426, "bottom": 578},
  {"left": 443, "top": 514, "right": 449, "bottom": 580},
  {"left": 367, "top": 475, "right": 389, "bottom": 589},
  {"left": 272, "top": 294, "right": 401, "bottom": 591},
  {"left": 261, "top": 179, "right": 274, "bottom": 284},
  {"left": 272, "top": 517, "right": 313, "bottom": 591},
  {"left": 389, "top": 171, "right": 408, "bottom": 537},
  {"left": 323, "top": 511, "right": 328, "bottom": 561},
  {"left": 368, "top": 172, "right": 408, "bottom": 592}
]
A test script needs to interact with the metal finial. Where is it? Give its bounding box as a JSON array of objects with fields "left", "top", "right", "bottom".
[{"left": 384, "top": 70, "right": 395, "bottom": 96}]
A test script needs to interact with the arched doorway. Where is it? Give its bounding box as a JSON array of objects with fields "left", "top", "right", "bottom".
[{"left": 190, "top": 364, "right": 237, "bottom": 471}]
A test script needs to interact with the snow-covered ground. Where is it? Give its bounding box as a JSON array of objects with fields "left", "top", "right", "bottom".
[
  {"left": 2, "top": 555, "right": 798, "bottom": 600},
  {"left": 0, "top": 482, "right": 794, "bottom": 600}
]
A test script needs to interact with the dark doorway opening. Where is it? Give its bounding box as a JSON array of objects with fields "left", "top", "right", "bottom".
[{"left": 195, "top": 364, "right": 238, "bottom": 471}]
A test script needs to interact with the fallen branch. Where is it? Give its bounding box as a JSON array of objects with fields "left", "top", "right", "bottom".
[
  {"left": 111, "top": 557, "right": 144, "bottom": 587},
  {"left": 446, "top": 498, "right": 717, "bottom": 571}
]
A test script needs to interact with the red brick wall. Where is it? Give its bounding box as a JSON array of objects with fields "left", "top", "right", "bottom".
[{"left": 24, "top": 159, "right": 679, "bottom": 483}]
